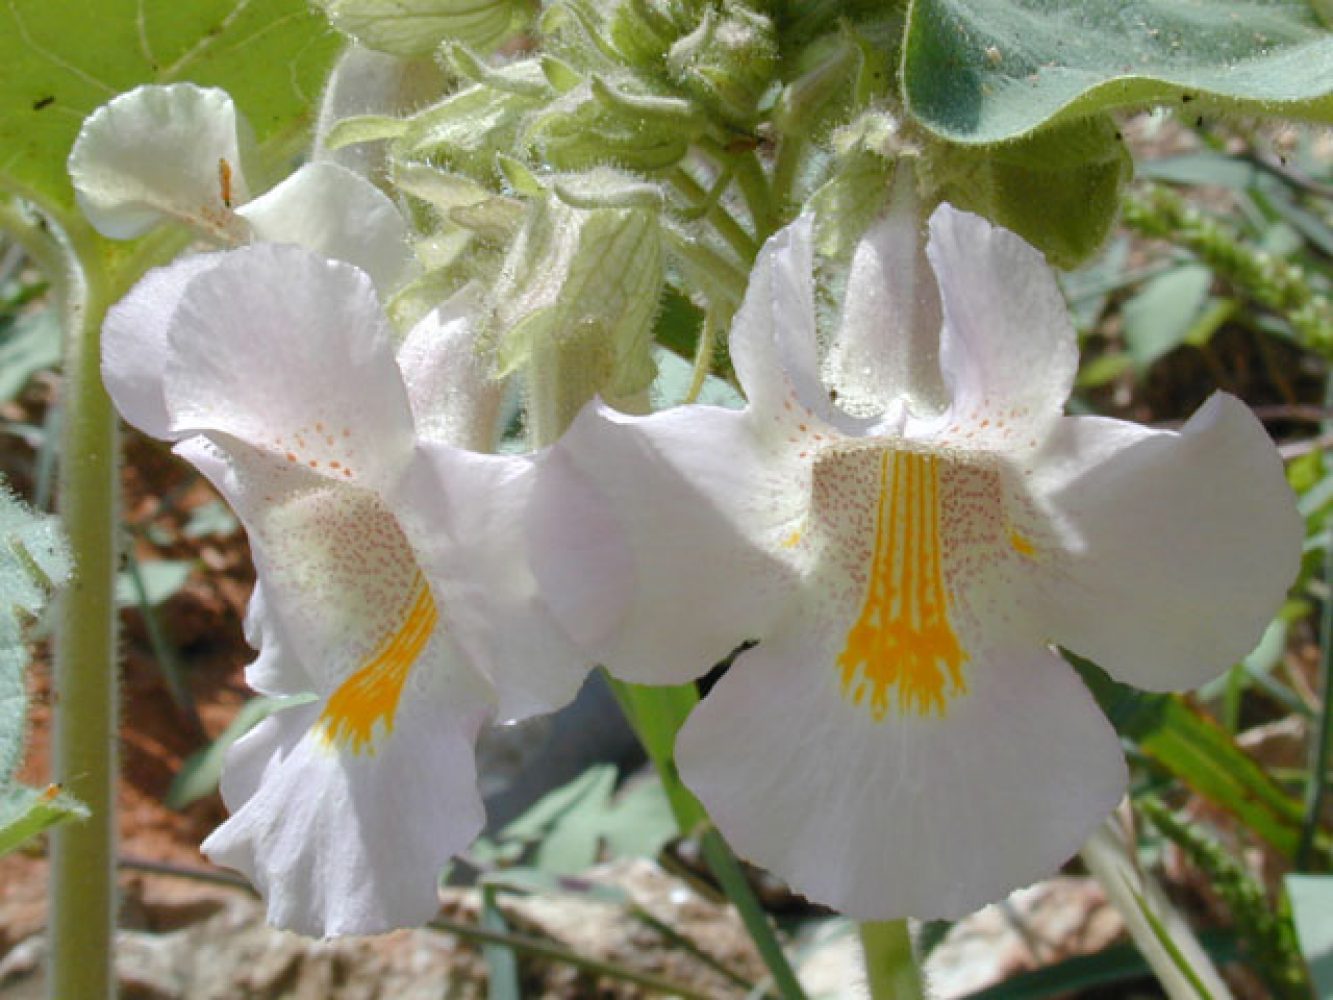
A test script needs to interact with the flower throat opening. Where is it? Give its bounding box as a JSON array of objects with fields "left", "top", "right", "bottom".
[{"left": 837, "top": 449, "right": 968, "bottom": 719}]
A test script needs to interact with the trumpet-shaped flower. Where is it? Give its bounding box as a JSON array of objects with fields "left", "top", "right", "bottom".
[
  {"left": 69, "top": 83, "right": 412, "bottom": 295},
  {"left": 540, "top": 201, "right": 1303, "bottom": 919},
  {"left": 102, "top": 243, "right": 616, "bottom": 935}
]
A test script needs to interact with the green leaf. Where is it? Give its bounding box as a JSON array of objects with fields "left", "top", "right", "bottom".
[
  {"left": 1, "top": 483, "right": 71, "bottom": 785},
  {"left": 962, "top": 934, "right": 1240, "bottom": 1000},
  {"left": 1286, "top": 875, "right": 1333, "bottom": 998},
  {"left": 1121, "top": 264, "right": 1214, "bottom": 367},
  {"left": 1071, "top": 654, "right": 1319, "bottom": 862},
  {"left": 0, "top": 482, "right": 79, "bottom": 855},
  {"left": 925, "top": 115, "right": 1131, "bottom": 267},
  {"left": 599, "top": 777, "right": 677, "bottom": 861},
  {"left": 903, "top": 0, "right": 1333, "bottom": 146},
  {"left": 480, "top": 884, "right": 523, "bottom": 1000},
  {"left": 0, "top": 0, "right": 341, "bottom": 216},
  {"left": 651, "top": 285, "right": 704, "bottom": 359},
  {"left": 494, "top": 765, "right": 679, "bottom": 875},
  {"left": 115, "top": 559, "right": 192, "bottom": 607},
  {"left": 0, "top": 784, "right": 88, "bottom": 857},
  {"left": 499, "top": 764, "right": 616, "bottom": 874},
  {"left": 529, "top": 768, "right": 617, "bottom": 874},
  {"left": 1137, "top": 152, "right": 1265, "bottom": 190}
]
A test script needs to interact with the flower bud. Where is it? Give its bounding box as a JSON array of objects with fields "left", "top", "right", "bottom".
[
  {"left": 667, "top": 5, "right": 777, "bottom": 129},
  {"left": 607, "top": 0, "right": 684, "bottom": 66},
  {"left": 398, "top": 59, "right": 551, "bottom": 183},
  {"left": 773, "top": 30, "right": 858, "bottom": 137},
  {"left": 524, "top": 75, "right": 704, "bottom": 172},
  {"left": 806, "top": 109, "right": 906, "bottom": 258}
]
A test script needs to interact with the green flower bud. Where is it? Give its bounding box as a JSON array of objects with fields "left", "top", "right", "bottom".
[
  {"left": 667, "top": 5, "right": 777, "bottom": 128},
  {"left": 607, "top": 0, "right": 685, "bottom": 68},
  {"left": 398, "top": 59, "right": 551, "bottom": 182},
  {"left": 490, "top": 168, "right": 664, "bottom": 413},
  {"left": 524, "top": 74, "right": 705, "bottom": 172},
  {"left": 315, "top": 0, "right": 535, "bottom": 56},
  {"left": 805, "top": 110, "right": 905, "bottom": 259},
  {"left": 773, "top": 29, "right": 859, "bottom": 137}
]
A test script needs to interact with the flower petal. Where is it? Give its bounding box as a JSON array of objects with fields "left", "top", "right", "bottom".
[
  {"left": 395, "top": 286, "right": 503, "bottom": 451},
  {"left": 826, "top": 165, "right": 947, "bottom": 421},
  {"left": 238, "top": 583, "right": 314, "bottom": 697},
  {"left": 69, "top": 84, "right": 252, "bottom": 241},
  {"left": 237, "top": 161, "right": 414, "bottom": 298},
  {"left": 1028, "top": 394, "right": 1302, "bottom": 691},
  {"left": 203, "top": 657, "right": 491, "bottom": 936},
  {"left": 393, "top": 444, "right": 597, "bottom": 721},
  {"left": 676, "top": 622, "right": 1126, "bottom": 920},
  {"left": 730, "top": 217, "right": 853, "bottom": 433},
  {"left": 182, "top": 434, "right": 444, "bottom": 714},
  {"left": 537, "top": 401, "right": 802, "bottom": 684},
  {"left": 927, "top": 205, "right": 1077, "bottom": 447},
  {"left": 102, "top": 252, "right": 220, "bottom": 439},
  {"left": 173, "top": 436, "right": 316, "bottom": 697},
  {"left": 160, "top": 243, "right": 415, "bottom": 491}
]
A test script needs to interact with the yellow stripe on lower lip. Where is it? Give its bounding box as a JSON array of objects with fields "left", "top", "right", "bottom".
[
  {"left": 836, "top": 449, "right": 969, "bottom": 720},
  {"left": 317, "top": 572, "right": 438, "bottom": 755}
]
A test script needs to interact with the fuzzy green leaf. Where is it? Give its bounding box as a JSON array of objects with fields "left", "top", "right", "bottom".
[
  {"left": 903, "top": 0, "right": 1333, "bottom": 146},
  {"left": 0, "top": 485, "right": 71, "bottom": 785},
  {"left": 0, "top": 785, "right": 88, "bottom": 857},
  {"left": 925, "top": 114, "right": 1131, "bottom": 267},
  {"left": 0, "top": 0, "right": 340, "bottom": 217},
  {"left": 0, "top": 483, "right": 78, "bottom": 856}
]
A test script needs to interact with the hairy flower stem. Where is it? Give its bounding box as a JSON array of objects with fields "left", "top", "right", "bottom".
[
  {"left": 48, "top": 221, "right": 119, "bottom": 1000},
  {"left": 669, "top": 167, "right": 759, "bottom": 262},
  {"left": 860, "top": 920, "right": 925, "bottom": 1000},
  {"left": 0, "top": 199, "right": 182, "bottom": 1000}
]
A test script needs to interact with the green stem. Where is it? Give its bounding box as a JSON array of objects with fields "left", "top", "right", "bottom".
[
  {"left": 860, "top": 920, "right": 925, "bottom": 1000},
  {"left": 727, "top": 145, "right": 778, "bottom": 241},
  {"left": 47, "top": 219, "right": 120, "bottom": 1000},
  {"left": 770, "top": 136, "right": 806, "bottom": 222},
  {"left": 662, "top": 227, "right": 750, "bottom": 310},
  {"left": 684, "top": 307, "right": 721, "bottom": 404},
  {"left": 668, "top": 167, "right": 759, "bottom": 263}
]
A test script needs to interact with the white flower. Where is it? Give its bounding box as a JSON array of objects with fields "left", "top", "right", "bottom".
[
  {"left": 69, "top": 83, "right": 412, "bottom": 296},
  {"left": 102, "top": 242, "right": 620, "bottom": 935},
  {"left": 539, "top": 201, "right": 1303, "bottom": 920}
]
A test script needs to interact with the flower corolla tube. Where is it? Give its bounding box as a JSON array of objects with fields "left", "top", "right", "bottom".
[
  {"left": 101, "top": 243, "right": 621, "bottom": 936},
  {"left": 538, "top": 200, "right": 1304, "bottom": 920}
]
